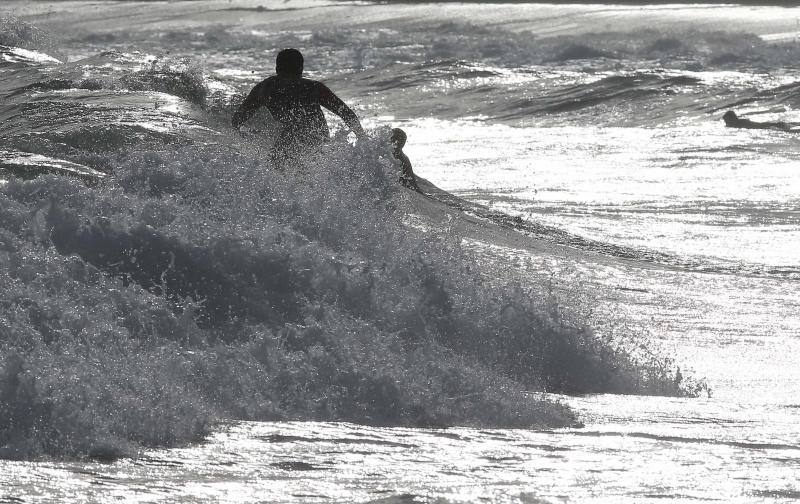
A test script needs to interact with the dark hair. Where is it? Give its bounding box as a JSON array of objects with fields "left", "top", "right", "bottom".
[
  {"left": 276, "top": 48, "right": 303, "bottom": 77},
  {"left": 391, "top": 128, "right": 407, "bottom": 148}
]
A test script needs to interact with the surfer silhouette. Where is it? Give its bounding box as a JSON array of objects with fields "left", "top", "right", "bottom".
[
  {"left": 232, "top": 48, "right": 367, "bottom": 164},
  {"left": 722, "top": 110, "right": 793, "bottom": 132},
  {"left": 391, "top": 128, "right": 419, "bottom": 191}
]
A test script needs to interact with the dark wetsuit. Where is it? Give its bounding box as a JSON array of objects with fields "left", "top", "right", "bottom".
[
  {"left": 232, "top": 75, "right": 365, "bottom": 161},
  {"left": 723, "top": 111, "right": 793, "bottom": 132},
  {"left": 394, "top": 148, "right": 418, "bottom": 191},
  {"left": 728, "top": 118, "right": 792, "bottom": 132}
]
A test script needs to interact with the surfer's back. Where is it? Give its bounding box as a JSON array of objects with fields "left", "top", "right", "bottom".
[{"left": 238, "top": 75, "right": 330, "bottom": 143}]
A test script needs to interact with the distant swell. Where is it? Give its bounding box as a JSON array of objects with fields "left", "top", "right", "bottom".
[{"left": 493, "top": 73, "right": 702, "bottom": 121}]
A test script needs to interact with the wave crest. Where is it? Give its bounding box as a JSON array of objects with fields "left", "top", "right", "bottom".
[
  {"left": 0, "top": 44, "right": 696, "bottom": 459},
  {"left": 0, "top": 16, "right": 56, "bottom": 56}
]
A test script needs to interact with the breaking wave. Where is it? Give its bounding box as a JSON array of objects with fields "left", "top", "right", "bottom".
[{"left": 0, "top": 19, "right": 698, "bottom": 460}]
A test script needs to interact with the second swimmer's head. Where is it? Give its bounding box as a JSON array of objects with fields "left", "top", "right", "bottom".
[
  {"left": 722, "top": 110, "right": 738, "bottom": 125},
  {"left": 391, "top": 128, "right": 407, "bottom": 149}
]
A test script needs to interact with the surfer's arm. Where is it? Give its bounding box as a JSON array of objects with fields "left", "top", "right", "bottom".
[
  {"left": 318, "top": 83, "right": 366, "bottom": 140},
  {"left": 395, "top": 151, "right": 419, "bottom": 191},
  {"left": 232, "top": 81, "right": 268, "bottom": 129},
  {"left": 397, "top": 152, "right": 413, "bottom": 176}
]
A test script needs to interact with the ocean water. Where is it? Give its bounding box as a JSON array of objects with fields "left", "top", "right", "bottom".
[{"left": 1, "top": 1, "right": 800, "bottom": 502}]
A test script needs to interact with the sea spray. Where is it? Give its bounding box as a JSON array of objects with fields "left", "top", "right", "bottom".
[
  {"left": 0, "top": 142, "right": 690, "bottom": 459},
  {"left": 0, "top": 16, "right": 61, "bottom": 62},
  {"left": 0, "top": 19, "right": 693, "bottom": 460}
]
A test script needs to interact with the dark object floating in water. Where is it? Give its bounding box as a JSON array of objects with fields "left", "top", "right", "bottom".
[
  {"left": 0, "top": 150, "right": 106, "bottom": 185},
  {"left": 722, "top": 110, "right": 795, "bottom": 132}
]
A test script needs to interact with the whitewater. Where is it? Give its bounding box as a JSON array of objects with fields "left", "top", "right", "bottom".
[{"left": 1, "top": 1, "right": 800, "bottom": 502}]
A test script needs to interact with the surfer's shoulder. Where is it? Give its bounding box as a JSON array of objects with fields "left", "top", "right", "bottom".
[
  {"left": 303, "top": 78, "right": 329, "bottom": 94},
  {"left": 304, "top": 79, "right": 336, "bottom": 103},
  {"left": 248, "top": 76, "right": 280, "bottom": 100},
  {"left": 257, "top": 75, "right": 279, "bottom": 90}
]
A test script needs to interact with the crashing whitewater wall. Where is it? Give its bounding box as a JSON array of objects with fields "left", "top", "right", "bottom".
[{"left": 0, "top": 16, "right": 693, "bottom": 460}]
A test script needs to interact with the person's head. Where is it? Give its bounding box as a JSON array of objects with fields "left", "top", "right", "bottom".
[
  {"left": 276, "top": 48, "right": 304, "bottom": 78},
  {"left": 722, "top": 110, "right": 737, "bottom": 125},
  {"left": 391, "top": 128, "right": 407, "bottom": 149}
]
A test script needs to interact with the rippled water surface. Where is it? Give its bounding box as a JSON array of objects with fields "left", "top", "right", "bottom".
[
  {"left": 2, "top": 1, "right": 800, "bottom": 502},
  {"left": 4, "top": 404, "right": 800, "bottom": 503}
]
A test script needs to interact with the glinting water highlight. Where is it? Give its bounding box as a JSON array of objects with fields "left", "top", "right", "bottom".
[{"left": 1, "top": 2, "right": 799, "bottom": 502}]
